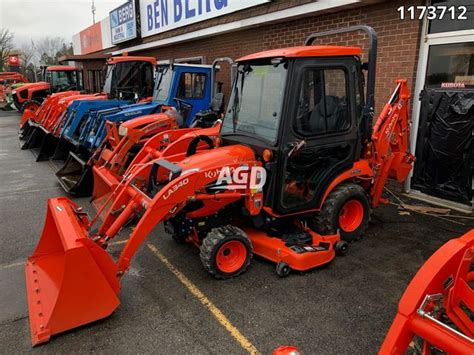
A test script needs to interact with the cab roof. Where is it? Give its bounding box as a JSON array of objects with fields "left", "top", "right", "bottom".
[
  {"left": 47, "top": 66, "right": 77, "bottom": 71},
  {"left": 238, "top": 46, "right": 361, "bottom": 62},
  {"left": 108, "top": 56, "right": 157, "bottom": 65}
]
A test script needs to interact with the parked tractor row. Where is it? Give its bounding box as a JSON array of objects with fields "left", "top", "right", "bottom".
[{"left": 15, "top": 26, "right": 473, "bottom": 352}]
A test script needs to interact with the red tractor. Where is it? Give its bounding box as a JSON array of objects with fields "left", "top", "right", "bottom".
[
  {"left": 11, "top": 65, "right": 82, "bottom": 112},
  {"left": 25, "top": 26, "right": 415, "bottom": 345}
]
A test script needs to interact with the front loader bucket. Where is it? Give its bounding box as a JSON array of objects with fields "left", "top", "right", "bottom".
[
  {"left": 25, "top": 197, "right": 120, "bottom": 346},
  {"left": 19, "top": 120, "right": 34, "bottom": 141},
  {"left": 51, "top": 137, "right": 76, "bottom": 162},
  {"left": 91, "top": 166, "right": 117, "bottom": 212},
  {"left": 21, "top": 109, "right": 36, "bottom": 128},
  {"left": 35, "top": 133, "right": 60, "bottom": 162},
  {"left": 20, "top": 126, "right": 46, "bottom": 151},
  {"left": 55, "top": 152, "right": 93, "bottom": 196}
]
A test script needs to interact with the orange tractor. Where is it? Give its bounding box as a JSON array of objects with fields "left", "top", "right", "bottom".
[
  {"left": 25, "top": 26, "right": 415, "bottom": 345},
  {"left": 11, "top": 65, "right": 82, "bottom": 112}
]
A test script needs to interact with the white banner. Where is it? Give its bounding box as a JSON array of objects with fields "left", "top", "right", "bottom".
[{"left": 140, "top": 0, "right": 271, "bottom": 38}]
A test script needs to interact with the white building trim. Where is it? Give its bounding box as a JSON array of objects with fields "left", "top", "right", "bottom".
[{"left": 111, "top": 0, "right": 364, "bottom": 55}]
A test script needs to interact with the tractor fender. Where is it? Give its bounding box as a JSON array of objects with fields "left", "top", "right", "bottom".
[{"left": 317, "top": 159, "right": 374, "bottom": 210}]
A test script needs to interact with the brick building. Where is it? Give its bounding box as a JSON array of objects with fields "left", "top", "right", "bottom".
[{"left": 69, "top": 0, "right": 473, "bottom": 211}]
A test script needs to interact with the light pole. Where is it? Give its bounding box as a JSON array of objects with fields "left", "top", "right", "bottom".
[{"left": 91, "top": 0, "right": 96, "bottom": 24}]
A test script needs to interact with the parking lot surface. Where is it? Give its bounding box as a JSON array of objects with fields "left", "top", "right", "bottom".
[{"left": 0, "top": 110, "right": 471, "bottom": 354}]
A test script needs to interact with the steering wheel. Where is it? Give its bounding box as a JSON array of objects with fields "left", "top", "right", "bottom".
[
  {"left": 185, "top": 135, "right": 214, "bottom": 157},
  {"left": 173, "top": 97, "right": 193, "bottom": 112}
]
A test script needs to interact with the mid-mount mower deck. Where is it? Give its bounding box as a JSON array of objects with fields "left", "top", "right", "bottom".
[{"left": 25, "top": 26, "right": 415, "bottom": 346}]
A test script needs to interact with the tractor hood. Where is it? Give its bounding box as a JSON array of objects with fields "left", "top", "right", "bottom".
[
  {"left": 15, "top": 81, "right": 49, "bottom": 92},
  {"left": 178, "top": 145, "right": 257, "bottom": 174}
]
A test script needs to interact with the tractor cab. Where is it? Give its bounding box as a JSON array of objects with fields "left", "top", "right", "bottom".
[
  {"left": 43, "top": 66, "right": 83, "bottom": 93},
  {"left": 102, "top": 56, "right": 155, "bottom": 100},
  {"left": 151, "top": 63, "right": 222, "bottom": 127},
  {"left": 220, "top": 47, "right": 365, "bottom": 215}
]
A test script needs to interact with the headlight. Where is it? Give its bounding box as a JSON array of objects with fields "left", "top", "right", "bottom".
[{"left": 118, "top": 125, "right": 128, "bottom": 136}]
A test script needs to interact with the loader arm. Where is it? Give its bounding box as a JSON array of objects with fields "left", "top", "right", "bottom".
[{"left": 369, "top": 79, "right": 415, "bottom": 207}]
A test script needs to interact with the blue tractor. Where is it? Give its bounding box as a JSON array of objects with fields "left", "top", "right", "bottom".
[
  {"left": 53, "top": 58, "right": 234, "bottom": 195},
  {"left": 52, "top": 59, "right": 233, "bottom": 163},
  {"left": 22, "top": 56, "right": 156, "bottom": 160}
]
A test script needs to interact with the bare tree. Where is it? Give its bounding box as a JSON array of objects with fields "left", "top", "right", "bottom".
[
  {"left": 34, "top": 36, "right": 68, "bottom": 65},
  {"left": 20, "top": 41, "right": 38, "bottom": 81},
  {"left": 0, "top": 28, "right": 15, "bottom": 71}
]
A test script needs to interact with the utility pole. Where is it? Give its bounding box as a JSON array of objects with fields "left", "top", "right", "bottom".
[{"left": 91, "top": 0, "right": 96, "bottom": 24}]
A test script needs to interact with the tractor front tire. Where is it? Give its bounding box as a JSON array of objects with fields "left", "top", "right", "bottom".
[
  {"left": 311, "top": 183, "right": 370, "bottom": 242},
  {"left": 20, "top": 100, "right": 41, "bottom": 113},
  {"left": 200, "top": 225, "right": 253, "bottom": 279}
]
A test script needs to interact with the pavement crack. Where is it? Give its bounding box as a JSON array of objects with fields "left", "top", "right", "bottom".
[{"left": 0, "top": 315, "right": 28, "bottom": 326}]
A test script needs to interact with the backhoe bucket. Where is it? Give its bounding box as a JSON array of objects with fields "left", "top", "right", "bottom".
[
  {"left": 35, "top": 133, "right": 60, "bottom": 162},
  {"left": 55, "top": 152, "right": 93, "bottom": 196},
  {"left": 25, "top": 197, "right": 120, "bottom": 346}
]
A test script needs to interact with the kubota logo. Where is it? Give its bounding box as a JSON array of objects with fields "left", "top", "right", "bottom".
[{"left": 209, "top": 166, "right": 267, "bottom": 191}]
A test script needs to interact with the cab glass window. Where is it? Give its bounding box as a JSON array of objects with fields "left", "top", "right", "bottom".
[
  {"left": 177, "top": 72, "right": 206, "bottom": 99},
  {"left": 294, "top": 68, "right": 350, "bottom": 135}
]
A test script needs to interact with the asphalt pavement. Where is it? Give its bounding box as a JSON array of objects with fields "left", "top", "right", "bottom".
[{"left": 0, "top": 109, "right": 471, "bottom": 354}]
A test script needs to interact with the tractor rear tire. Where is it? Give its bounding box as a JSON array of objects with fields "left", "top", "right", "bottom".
[
  {"left": 20, "top": 100, "right": 41, "bottom": 113},
  {"left": 200, "top": 225, "right": 253, "bottom": 279},
  {"left": 311, "top": 183, "right": 370, "bottom": 242}
]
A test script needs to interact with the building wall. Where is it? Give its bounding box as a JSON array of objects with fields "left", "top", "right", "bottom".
[{"left": 133, "top": 0, "right": 423, "bottom": 115}]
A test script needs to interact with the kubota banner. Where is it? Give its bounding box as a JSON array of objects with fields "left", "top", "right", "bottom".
[
  {"left": 8, "top": 55, "right": 20, "bottom": 66},
  {"left": 140, "top": 0, "right": 271, "bottom": 38},
  {"left": 80, "top": 22, "right": 103, "bottom": 54}
]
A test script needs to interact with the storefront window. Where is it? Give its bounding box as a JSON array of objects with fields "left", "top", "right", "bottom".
[
  {"left": 429, "top": 0, "right": 474, "bottom": 34},
  {"left": 425, "top": 42, "right": 474, "bottom": 88}
]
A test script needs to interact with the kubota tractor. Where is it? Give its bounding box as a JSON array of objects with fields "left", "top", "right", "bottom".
[
  {"left": 379, "top": 229, "right": 474, "bottom": 354},
  {"left": 11, "top": 65, "right": 83, "bottom": 112},
  {"left": 53, "top": 58, "right": 233, "bottom": 197},
  {"left": 19, "top": 56, "right": 156, "bottom": 158},
  {"left": 0, "top": 72, "right": 29, "bottom": 110},
  {"left": 25, "top": 26, "right": 415, "bottom": 345}
]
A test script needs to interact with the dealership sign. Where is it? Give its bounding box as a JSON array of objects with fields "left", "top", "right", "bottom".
[
  {"left": 80, "top": 22, "right": 103, "bottom": 54},
  {"left": 110, "top": 1, "right": 138, "bottom": 44},
  {"left": 140, "top": 0, "right": 271, "bottom": 38}
]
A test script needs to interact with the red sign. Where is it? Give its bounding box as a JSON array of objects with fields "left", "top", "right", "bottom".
[
  {"left": 80, "top": 22, "right": 103, "bottom": 54},
  {"left": 8, "top": 55, "right": 20, "bottom": 66}
]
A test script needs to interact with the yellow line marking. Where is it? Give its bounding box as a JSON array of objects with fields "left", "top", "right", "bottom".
[
  {"left": 147, "top": 243, "right": 259, "bottom": 354},
  {"left": 109, "top": 240, "right": 127, "bottom": 246},
  {"left": 0, "top": 261, "right": 24, "bottom": 269}
]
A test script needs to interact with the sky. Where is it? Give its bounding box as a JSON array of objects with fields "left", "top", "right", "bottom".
[{"left": 0, "top": 0, "right": 125, "bottom": 47}]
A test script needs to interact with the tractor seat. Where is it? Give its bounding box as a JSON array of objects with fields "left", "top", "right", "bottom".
[
  {"left": 210, "top": 92, "right": 224, "bottom": 113},
  {"left": 192, "top": 92, "right": 225, "bottom": 128},
  {"left": 309, "top": 96, "right": 349, "bottom": 133}
]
